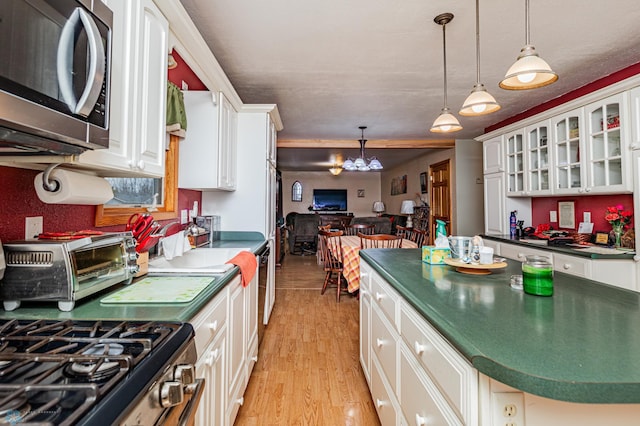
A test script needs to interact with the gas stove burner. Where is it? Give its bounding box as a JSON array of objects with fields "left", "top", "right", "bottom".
[
  {"left": 82, "top": 343, "right": 124, "bottom": 356},
  {"left": 64, "top": 360, "right": 121, "bottom": 383}
]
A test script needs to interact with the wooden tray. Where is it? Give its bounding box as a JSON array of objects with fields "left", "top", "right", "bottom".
[{"left": 444, "top": 258, "right": 507, "bottom": 275}]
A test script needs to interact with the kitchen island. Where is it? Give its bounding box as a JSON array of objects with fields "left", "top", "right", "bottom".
[{"left": 360, "top": 248, "right": 640, "bottom": 425}]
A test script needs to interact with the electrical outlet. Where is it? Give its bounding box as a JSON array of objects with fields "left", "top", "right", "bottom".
[
  {"left": 25, "top": 216, "right": 43, "bottom": 240},
  {"left": 180, "top": 209, "right": 189, "bottom": 224},
  {"left": 181, "top": 80, "right": 188, "bottom": 90},
  {"left": 584, "top": 211, "right": 591, "bottom": 223},
  {"left": 549, "top": 210, "right": 558, "bottom": 222},
  {"left": 492, "top": 392, "right": 525, "bottom": 426}
]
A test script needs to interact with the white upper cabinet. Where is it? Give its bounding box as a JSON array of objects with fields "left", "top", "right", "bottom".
[
  {"left": 583, "top": 92, "right": 632, "bottom": 193},
  {"left": 179, "top": 91, "right": 238, "bottom": 191},
  {"left": 505, "top": 130, "right": 526, "bottom": 196},
  {"left": 482, "top": 137, "right": 503, "bottom": 174},
  {"left": 78, "top": 0, "right": 168, "bottom": 177},
  {"left": 524, "top": 120, "right": 552, "bottom": 196},
  {"left": 552, "top": 109, "right": 585, "bottom": 194}
]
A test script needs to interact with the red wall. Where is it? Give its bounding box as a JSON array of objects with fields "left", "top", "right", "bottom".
[{"left": 531, "top": 194, "right": 634, "bottom": 232}]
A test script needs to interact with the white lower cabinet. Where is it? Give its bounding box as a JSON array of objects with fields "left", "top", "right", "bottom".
[
  {"left": 192, "top": 265, "right": 259, "bottom": 426},
  {"left": 361, "top": 260, "right": 478, "bottom": 426}
]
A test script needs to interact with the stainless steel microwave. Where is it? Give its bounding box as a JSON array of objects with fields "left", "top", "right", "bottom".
[{"left": 0, "top": 0, "right": 112, "bottom": 156}]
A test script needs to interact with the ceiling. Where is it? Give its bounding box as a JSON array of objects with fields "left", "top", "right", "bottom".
[{"left": 179, "top": 0, "right": 640, "bottom": 172}]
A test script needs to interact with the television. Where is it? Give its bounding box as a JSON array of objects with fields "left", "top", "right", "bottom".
[{"left": 312, "top": 189, "right": 347, "bottom": 212}]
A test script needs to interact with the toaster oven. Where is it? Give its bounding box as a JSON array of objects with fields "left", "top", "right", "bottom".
[{"left": 0, "top": 232, "right": 138, "bottom": 311}]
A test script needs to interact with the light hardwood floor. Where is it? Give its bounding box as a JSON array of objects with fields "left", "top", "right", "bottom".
[{"left": 235, "top": 253, "right": 380, "bottom": 425}]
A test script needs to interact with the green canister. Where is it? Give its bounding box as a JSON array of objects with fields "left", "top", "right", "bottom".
[{"left": 522, "top": 255, "right": 554, "bottom": 296}]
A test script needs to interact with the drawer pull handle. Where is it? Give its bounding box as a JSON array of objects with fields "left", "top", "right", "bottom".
[
  {"left": 250, "top": 355, "right": 258, "bottom": 362},
  {"left": 375, "top": 398, "right": 385, "bottom": 408},
  {"left": 375, "top": 292, "right": 384, "bottom": 301},
  {"left": 206, "top": 348, "right": 220, "bottom": 366},
  {"left": 236, "top": 397, "right": 244, "bottom": 406},
  {"left": 414, "top": 341, "right": 427, "bottom": 355},
  {"left": 563, "top": 263, "right": 571, "bottom": 270},
  {"left": 415, "top": 413, "right": 428, "bottom": 426},
  {"left": 376, "top": 338, "right": 384, "bottom": 348},
  {"left": 209, "top": 320, "right": 218, "bottom": 332},
  {"left": 517, "top": 253, "right": 525, "bottom": 259}
]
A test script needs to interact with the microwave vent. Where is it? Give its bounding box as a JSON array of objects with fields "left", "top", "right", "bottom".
[{"left": 5, "top": 251, "right": 53, "bottom": 266}]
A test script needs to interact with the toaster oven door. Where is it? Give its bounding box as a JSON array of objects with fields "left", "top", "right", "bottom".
[{"left": 71, "top": 241, "right": 133, "bottom": 300}]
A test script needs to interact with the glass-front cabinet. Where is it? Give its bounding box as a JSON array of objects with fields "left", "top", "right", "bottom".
[
  {"left": 505, "top": 130, "right": 525, "bottom": 196},
  {"left": 585, "top": 92, "right": 631, "bottom": 193},
  {"left": 525, "top": 121, "right": 551, "bottom": 195},
  {"left": 552, "top": 109, "right": 584, "bottom": 194}
]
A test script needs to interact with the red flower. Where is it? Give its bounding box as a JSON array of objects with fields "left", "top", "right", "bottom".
[{"left": 605, "top": 205, "right": 633, "bottom": 229}]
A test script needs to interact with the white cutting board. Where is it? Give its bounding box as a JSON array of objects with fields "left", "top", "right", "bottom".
[{"left": 101, "top": 276, "right": 215, "bottom": 304}]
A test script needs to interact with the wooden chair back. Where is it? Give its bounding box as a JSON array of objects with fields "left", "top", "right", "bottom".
[
  {"left": 345, "top": 223, "right": 375, "bottom": 236},
  {"left": 358, "top": 232, "right": 402, "bottom": 249},
  {"left": 409, "top": 228, "right": 429, "bottom": 247},
  {"left": 395, "top": 225, "right": 410, "bottom": 239},
  {"left": 318, "top": 229, "right": 344, "bottom": 271}
]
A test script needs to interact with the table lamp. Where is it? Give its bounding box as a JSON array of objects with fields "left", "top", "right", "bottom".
[
  {"left": 400, "top": 200, "right": 416, "bottom": 228},
  {"left": 372, "top": 201, "right": 385, "bottom": 216}
]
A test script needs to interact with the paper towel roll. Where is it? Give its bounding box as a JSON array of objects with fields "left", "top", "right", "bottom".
[{"left": 34, "top": 169, "right": 114, "bottom": 205}]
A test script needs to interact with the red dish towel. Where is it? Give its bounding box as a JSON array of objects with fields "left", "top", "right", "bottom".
[{"left": 226, "top": 251, "right": 258, "bottom": 287}]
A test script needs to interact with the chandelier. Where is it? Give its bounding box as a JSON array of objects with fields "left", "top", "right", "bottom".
[{"left": 342, "top": 126, "right": 383, "bottom": 171}]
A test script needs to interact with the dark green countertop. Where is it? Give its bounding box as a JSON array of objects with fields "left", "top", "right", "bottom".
[
  {"left": 360, "top": 248, "right": 640, "bottom": 403},
  {"left": 483, "top": 234, "right": 636, "bottom": 259},
  {"left": 0, "top": 232, "right": 266, "bottom": 322}
]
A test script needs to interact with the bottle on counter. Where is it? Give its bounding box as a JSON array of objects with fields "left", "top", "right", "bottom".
[
  {"left": 509, "top": 211, "right": 517, "bottom": 239},
  {"left": 522, "top": 255, "right": 554, "bottom": 296}
]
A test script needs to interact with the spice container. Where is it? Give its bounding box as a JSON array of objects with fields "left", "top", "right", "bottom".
[{"left": 522, "top": 255, "right": 553, "bottom": 296}]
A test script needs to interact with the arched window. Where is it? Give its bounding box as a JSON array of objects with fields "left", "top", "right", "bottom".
[{"left": 292, "top": 181, "right": 303, "bottom": 202}]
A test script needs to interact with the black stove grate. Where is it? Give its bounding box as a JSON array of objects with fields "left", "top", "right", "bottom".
[{"left": 0, "top": 319, "right": 193, "bottom": 425}]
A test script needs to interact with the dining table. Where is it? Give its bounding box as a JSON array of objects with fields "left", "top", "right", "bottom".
[{"left": 332, "top": 235, "right": 417, "bottom": 293}]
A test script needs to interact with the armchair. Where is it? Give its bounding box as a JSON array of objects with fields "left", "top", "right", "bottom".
[{"left": 287, "top": 213, "right": 321, "bottom": 255}]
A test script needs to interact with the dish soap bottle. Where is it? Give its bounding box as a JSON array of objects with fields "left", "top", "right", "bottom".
[{"left": 510, "top": 211, "right": 517, "bottom": 239}]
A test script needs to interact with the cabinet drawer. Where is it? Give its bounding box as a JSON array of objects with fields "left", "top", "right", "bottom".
[
  {"left": 371, "top": 271, "right": 399, "bottom": 327},
  {"left": 399, "top": 347, "right": 462, "bottom": 426},
  {"left": 372, "top": 304, "right": 398, "bottom": 394},
  {"left": 400, "top": 301, "right": 476, "bottom": 424},
  {"left": 553, "top": 253, "right": 591, "bottom": 278},
  {"left": 191, "top": 289, "right": 228, "bottom": 356},
  {"left": 500, "top": 243, "right": 552, "bottom": 263},
  {"left": 371, "top": 355, "right": 399, "bottom": 426}
]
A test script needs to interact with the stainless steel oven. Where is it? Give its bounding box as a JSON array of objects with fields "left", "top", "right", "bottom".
[
  {"left": 0, "top": 0, "right": 112, "bottom": 155},
  {"left": 0, "top": 319, "right": 204, "bottom": 425}
]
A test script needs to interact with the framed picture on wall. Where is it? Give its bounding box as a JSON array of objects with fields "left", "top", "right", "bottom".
[
  {"left": 420, "top": 172, "right": 427, "bottom": 194},
  {"left": 558, "top": 201, "right": 575, "bottom": 229},
  {"left": 357, "top": 189, "right": 365, "bottom": 198}
]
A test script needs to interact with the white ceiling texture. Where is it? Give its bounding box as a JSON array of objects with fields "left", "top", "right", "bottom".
[{"left": 179, "top": 0, "right": 640, "bottom": 171}]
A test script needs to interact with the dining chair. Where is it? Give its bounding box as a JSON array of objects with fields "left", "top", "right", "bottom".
[
  {"left": 345, "top": 223, "right": 375, "bottom": 236},
  {"left": 395, "top": 225, "right": 410, "bottom": 239},
  {"left": 410, "top": 228, "right": 429, "bottom": 247},
  {"left": 316, "top": 224, "right": 332, "bottom": 265},
  {"left": 358, "top": 232, "right": 402, "bottom": 249},
  {"left": 318, "top": 229, "right": 348, "bottom": 302}
]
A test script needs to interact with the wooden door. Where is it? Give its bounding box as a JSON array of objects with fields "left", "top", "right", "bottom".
[{"left": 430, "top": 160, "right": 452, "bottom": 239}]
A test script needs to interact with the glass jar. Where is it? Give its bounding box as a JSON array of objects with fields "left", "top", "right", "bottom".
[{"left": 522, "top": 255, "right": 554, "bottom": 296}]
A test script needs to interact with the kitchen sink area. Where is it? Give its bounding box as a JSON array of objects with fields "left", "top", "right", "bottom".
[{"left": 148, "top": 247, "right": 250, "bottom": 275}]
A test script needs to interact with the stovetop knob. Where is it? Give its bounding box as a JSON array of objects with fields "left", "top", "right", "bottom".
[
  {"left": 174, "top": 364, "right": 196, "bottom": 385},
  {"left": 160, "top": 381, "right": 184, "bottom": 408}
]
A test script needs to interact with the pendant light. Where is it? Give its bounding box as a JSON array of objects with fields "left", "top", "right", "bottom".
[
  {"left": 460, "top": 0, "right": 500, "bottom": 116},
  {"left": 500, "top": 0, "right": 557, "bottom": 90},
  {"left": 328, "top": 164, "right": 343, "bottom": 175},
  {"left": 431, "top": 13, "right": 462, "bottom": 133}
]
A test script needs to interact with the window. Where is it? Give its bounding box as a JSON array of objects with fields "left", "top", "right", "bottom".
[
  {"left": 94, "top": 136, "right": 179, "bottom": 226},
  {"left": 291, "top": 181, "right": 302, "bottom": 202}
]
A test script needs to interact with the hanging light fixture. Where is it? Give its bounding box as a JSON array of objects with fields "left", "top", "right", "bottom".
[
  {"left": 460, "top": 0, "right": 500, "bottom": 116},
  {"left": 342, "top": 126, "right": 383, "bottom": 171},
  {"left": 431, "top": 13, "right": 462, "bottom": 133},
  {"left": 500, "top": 0, "right": 557, "bottom": 90}
]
